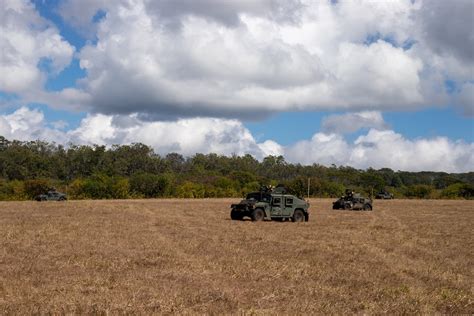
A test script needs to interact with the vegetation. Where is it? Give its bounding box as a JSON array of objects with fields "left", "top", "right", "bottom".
[
  {"left": 0, "top": 136, "right": 473, "bottom": 200},
  {"left": 1, "top": 199, "right": 473, "bottom": 313}
]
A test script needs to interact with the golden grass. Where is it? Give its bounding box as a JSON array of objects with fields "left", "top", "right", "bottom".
[{"left": 0, "top": 198, "right": 473, "bottom": 314}]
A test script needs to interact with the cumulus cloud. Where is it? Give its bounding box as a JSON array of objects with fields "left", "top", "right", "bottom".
[
  {"left": 0, "top": 107, "right": 68, "bottom": 143},
  {"left": 47, "top": 0, "right": 470, "bottom": 119},
  {"left": 1, "top": 0, "right": 472, "bottom": 118},
  {"left": 1, "top": 107, "right": 472, "bottom": 172},
  {"left": 68, "top": 114, "right": 279, "bottom": 157},
  {"left": 419, "top": 0, "right": 474, "bottom": 64},
  {"left": 0, "top": 0, "right": 74, "bottom": 93},
  {"left": 286, "top": 129, "right": 474, "bottom": 173},
  {"left": 0, "top": 107, "right": 277, "bottom": 159},
  {"left": 321, "top": 111, "right": 389, "bottom": 134}
]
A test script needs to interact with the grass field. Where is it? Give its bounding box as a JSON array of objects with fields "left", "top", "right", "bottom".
[{"left": 0, "top": 198, "right": 473, "bottom": 314}]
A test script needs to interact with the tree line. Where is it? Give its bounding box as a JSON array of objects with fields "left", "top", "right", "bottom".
[{"left": 0, "top": 136, "right": 473, "bottom": 200}]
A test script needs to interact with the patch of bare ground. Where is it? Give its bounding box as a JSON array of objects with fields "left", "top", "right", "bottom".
[{"left": 0, "top": 199, "right": 472, "bottom": 314}]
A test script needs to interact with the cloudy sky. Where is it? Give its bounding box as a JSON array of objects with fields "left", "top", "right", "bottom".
[{"left": 0, "top": 0, "right": 473, "bottom": 172}]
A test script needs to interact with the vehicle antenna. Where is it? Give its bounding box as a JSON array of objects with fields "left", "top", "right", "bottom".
[{"left": 307, "top": 178, "right": 310, "bottom": 199}]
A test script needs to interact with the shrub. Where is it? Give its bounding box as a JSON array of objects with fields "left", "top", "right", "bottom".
[
  {"left": 0, "top": 179, "right": 25, "bottom": 200},
  {"left": 69, "top": 178, "right": 86, "bottom": 199},
  {"left": 441, "top": 183, "right": 474, "bottom": 199},
  {"left": 404, "top": 185, "right": 434, "bottom": 199},
  {"left": 176, "top": 181, "right": 205, "bottom": 198},
  {"left": 130, "top": 173, "right": 172, "bottom": 198},
  {"left": 23, "top": 179, "right": 51, "bottom": 199},
  {"left": 69, "top": 174, "right": 130, "bottom": 199}
]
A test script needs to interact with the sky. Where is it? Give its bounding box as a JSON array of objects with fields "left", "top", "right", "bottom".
[{"left": 0, "top": 0, "right": 473, "bottom": 172}]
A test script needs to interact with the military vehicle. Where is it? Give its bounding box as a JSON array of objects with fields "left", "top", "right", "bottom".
[
  {"left": 230, "top": 185, "right": 309, "bottom": 222},
  {"left": 376, "top": 191, "right": 394, "bottom": 199},
  {"left": 332, "top": 189, "right": 372, "bottom": 211},
  {"left": 35, "top": 190, "right": 67, "bottom": 201}
]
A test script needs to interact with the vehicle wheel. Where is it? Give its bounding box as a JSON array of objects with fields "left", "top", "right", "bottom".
[
  {"left": 58, "top": 197, "right": 65, "bottom": 201},
  {"left": 292, "top": 209, "right": 305, "bottom": 222},
  {"left": 363, "top": 204, "right": 372, "bottom": 211},
  {"left": 344, "top": 203, "right": 351, "bottom": 210},
  {"left": 230, "top": 209, "right": 242, "bottom": 220},
  {"left": 251, "top": 208, "right": 265, "bottom": 221}
]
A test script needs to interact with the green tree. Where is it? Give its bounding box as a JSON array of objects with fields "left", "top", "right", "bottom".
[
  {"left": 441, "top": 183, "right": 474, "bottom": 199},
  {"left": 404, "top": 184, "right": 434, "bottom": 199},
  {"left": 130, "top": 173, "right": 172, "bottom": 198}
]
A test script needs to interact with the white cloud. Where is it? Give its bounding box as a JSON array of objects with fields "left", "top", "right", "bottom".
[
  {"left": 321, "top": 111, "right": 389, "bottom": 135},
  {"left": 2, "top": 0, "right": 473, "bottom": 118},
  {"left": 286, "top": 129, "right": 474, "bottom": 173},
  {"left": 50, "top": 0, "right": 470, "bottom": 118},
  {"left": 0, "top": 0, "right": 74, "bottom": 93},
  {"left": 0, "top": 107, "right": 68, "bottom": 143},
  {"left": 1, "top": 107, "right": 472, "bottom": 172},
  {"left": 0, "top": 107, "right": 275, "bottom": 159}
]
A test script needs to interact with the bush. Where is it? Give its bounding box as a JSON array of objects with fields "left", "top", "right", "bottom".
[
  {"left": 23, "top": 179, "right": 51, "bottom": 199},
  {"left": 68, "top": 174, "right": 130, "bottom": 199},
  {"left": 320, "top": 181, "right": 345, "bottom": 198},
  {"left": 69, "top": 178, "right": 86, "bottom": 199},
  {"left": 404, "top": 185, "right": 434, "bottom": 199},
  {"left": 130, "top": 173, "right": 172, "bottom": 198},
  {"left": 441, "top": 183, "right": 474, "bottom": 199},
  {"left": 112, "top": 178, "right": 130, "bottom": 199},
  {"left": 176, "top": 181, "right": 205, "bottom": 198},
  {"left": 0, "top": 179, "right": 26, "bottom": 200}
]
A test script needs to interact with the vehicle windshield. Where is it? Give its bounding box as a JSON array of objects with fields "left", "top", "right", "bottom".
[{"left": 246, "top": 192, "right": 271, "bottom": 202}]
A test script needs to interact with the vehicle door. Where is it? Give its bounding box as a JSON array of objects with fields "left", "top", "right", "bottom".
[
  {"left": 282, "top": 196, "right": 294, "bottom": 216},
  {"left": 353, "top": 198, "right": 363, "bottom": 209},
  {"left": 270, "top": 195, "right": 282, "bottom": 216}
]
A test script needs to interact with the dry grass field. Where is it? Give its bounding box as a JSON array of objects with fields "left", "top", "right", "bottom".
[{"left": 0, "top": 198, "right": 473, "bottom": 314}]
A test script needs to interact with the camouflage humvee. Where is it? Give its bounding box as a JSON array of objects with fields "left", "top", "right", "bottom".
[
  {"left": 332, "top": 189, "right": 372, "bottom": 211},
  {"left": 230, "top": 186, "right": 310, "bottom": 222},
  {"left": 35, "top": 190, "right": 67, "bottom": 201},
  {"left": 376, "top": 191, "right": 394, "bottom": 199}
]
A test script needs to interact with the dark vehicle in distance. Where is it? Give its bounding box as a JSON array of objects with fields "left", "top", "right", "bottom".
[
  {"left": 230, "top": 186, "right": 309, "bottom": 222},
  {"left": 376, "top": 191, "right": 394, "bottom": 199},
  {"left": 35, "top": 190, "right": 67, "bottom": 201},
  {"left": 333, "top": 189, "right": 372, "bottom": 211}
]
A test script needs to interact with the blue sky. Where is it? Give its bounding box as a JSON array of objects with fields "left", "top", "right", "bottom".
[{"left": 0, "top": 0, "right": 473, "bottom": 172}]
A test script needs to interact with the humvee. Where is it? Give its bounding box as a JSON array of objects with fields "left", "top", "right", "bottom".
[
  {"left": 332, "top": 189, "right": 372, "bottom": 211},
  {"left": 230, "top": 186, "right": 309, "bottom": 222},
  {"left": 376, "top": 191, "right": 394, "bottom": 199},
  {"left": 35, "top": 190, "right": 67, "bottom": 201}
]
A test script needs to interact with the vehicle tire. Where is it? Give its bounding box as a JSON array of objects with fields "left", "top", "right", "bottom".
[
  {"left": 292, "top": 209, "right": 305, "bottom": 222},
  {"left": 58, "top": 197, "right": 65, "bottom": 201},
  {"left": 363, "top": 204, "right": 372, "bottom": 211},
  {"left": 230, "top": 209, "right": 242, "bottom": 220},
  {"left": 251, "top": 208, "right": 265, "bottom": 221},
  {"left": 344, "top": 203, "right": 351, "bottom": 210}
]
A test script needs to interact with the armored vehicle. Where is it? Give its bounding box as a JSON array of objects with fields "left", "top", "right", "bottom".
[
  {"left": 35, "top": 190, "right": 67, "bottom": 201},
  {"left": 376, "top": 191, "right": 394, "bottom": 199},
  {"left": 230, "top": 186, "right": 309, "bottom": 222},
  {"left": 332, "top": 189, "right": 372, "bottom": 211}
]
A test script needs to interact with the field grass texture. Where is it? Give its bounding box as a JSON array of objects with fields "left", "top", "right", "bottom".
[{"left": 1, "top": 199, "right": 473, "bottom": 314}]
